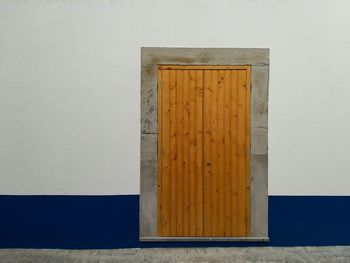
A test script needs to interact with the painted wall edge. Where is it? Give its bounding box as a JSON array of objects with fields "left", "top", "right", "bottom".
[{"left": 0, "top": 195, "right": 349, "bottom": 249}]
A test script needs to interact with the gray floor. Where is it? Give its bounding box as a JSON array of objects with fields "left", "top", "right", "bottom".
[{"left": 0, "top": 246, "right": 349, "bottom": 263}]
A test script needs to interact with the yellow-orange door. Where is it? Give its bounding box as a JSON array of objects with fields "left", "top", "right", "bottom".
[{"left": 157, "top": 65, "right": 251, "bottom": 237}]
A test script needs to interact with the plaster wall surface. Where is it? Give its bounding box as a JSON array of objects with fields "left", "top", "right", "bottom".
[{"left": 0, "top": 0, "right": 350, "bottom": 195}]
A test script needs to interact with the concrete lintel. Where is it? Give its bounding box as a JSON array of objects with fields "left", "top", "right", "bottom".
[{"left": 141, "top": 47, "right": 269, "bottom": 66}]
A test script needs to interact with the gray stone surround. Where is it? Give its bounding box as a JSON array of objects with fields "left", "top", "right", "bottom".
[{"left": 140, "top": 47, "right": 269, "bottom": 241}]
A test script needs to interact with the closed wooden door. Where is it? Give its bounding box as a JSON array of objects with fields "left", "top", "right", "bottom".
[{"left": 157, "top": 65, "right": 251, "bottom": 237}]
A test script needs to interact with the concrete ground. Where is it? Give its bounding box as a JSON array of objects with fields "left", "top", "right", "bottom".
[{"left": 0, "top": 246, "right": 349, "bottom": 263}]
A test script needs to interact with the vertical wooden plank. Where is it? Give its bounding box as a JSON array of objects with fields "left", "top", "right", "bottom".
[
  {"left": 223, "top": 70, "right": 232, "bottom": 236},
  {"left": 160, "top": 69, "right": 170, "bottom": 236},
  {"left": 189, "top": 70, "right": 197, "bottom": 236},
  {"left": 230, "top": 70, "right": 239, "bottom": 236},
  {"left": 237, "top": 69, "right": 247, "bottom": 236},
  {"left": 169, "top": 70, "right": 177, "bottom": 236},
  {"left": 203, "top": 70, "right": 212, "bottom": 236},
  {"left": 176, "top": 70, "right": 183, "bottom": 236},
  {"left": 245, "top": 67, "right": 251, "bottom": 236},
  {"left": 217, "top": 70, "right": 225, "bottom": 236},
  {"left": 195, "top": 70, "right": 203, "bottom": 235},
  {"left": 210, "top": 70, "right": 218, "bottom": 236},
  {"left": 182, "top": 70, "right": 190, "bottom": 236},
  {"left": 157, "top": 69, "right": 163, "bottom": 236}
]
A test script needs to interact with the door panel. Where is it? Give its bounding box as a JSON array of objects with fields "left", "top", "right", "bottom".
[{"left": 158, "top": 65, "right": 250, "bottom": 237}]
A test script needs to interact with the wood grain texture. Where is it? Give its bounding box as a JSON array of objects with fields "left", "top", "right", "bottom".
[
  {"left": 195, "top": 70, "right": 204, "bottom": 236},
  {"left": 189, "top": 70, "right": 197, "bottom": 236},
  {"left": 210, "top": 70, "right": 219, "bottom": 236},
  {"left": 245, "top": 67, "right": 251, "bottom": 236},
  {"left": 157, "top": 69, "right": 163, "bottom": 236},
  {"left": 159, "top": 69, "right": 170, "bottom": 236},
  {"left": 158, "top": 66, "right": 250, "bottom": 237},
  {"left": 231, "top": 70, "right": 239, "bottom": 236},
  {"left": 182, "top": 70, "right": 190, "bottom": 236},
  {"left": 175, "top": 70, "right": 183, "bottom": 236},
  {"left": 203, "top": 70, "right": 212, "bottom": 236},
  {"left": 169, "top": 70, "right": 177, "bottom": 236},
  {"left": 237, "top": 69, "right": 247, "bottom": 236},
  {"left": 224, "top": 69, "right": 232, "bottom": 236}
]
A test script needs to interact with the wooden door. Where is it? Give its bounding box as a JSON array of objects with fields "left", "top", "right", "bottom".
[{"left": 157, "top": 65, "right": 251, "bottom": 237}]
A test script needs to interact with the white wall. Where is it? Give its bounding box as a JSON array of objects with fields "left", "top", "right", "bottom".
[{"left": 0, "top": 0, "right": 349, "bottom": 195}]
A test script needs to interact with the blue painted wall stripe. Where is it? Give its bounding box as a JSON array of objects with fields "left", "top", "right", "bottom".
[
  {"left": 269, "top": 196, "right": 350, "bottom": 246},
  {"left": 0, "top": 195, "right": 349, "bottom": 249}
]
